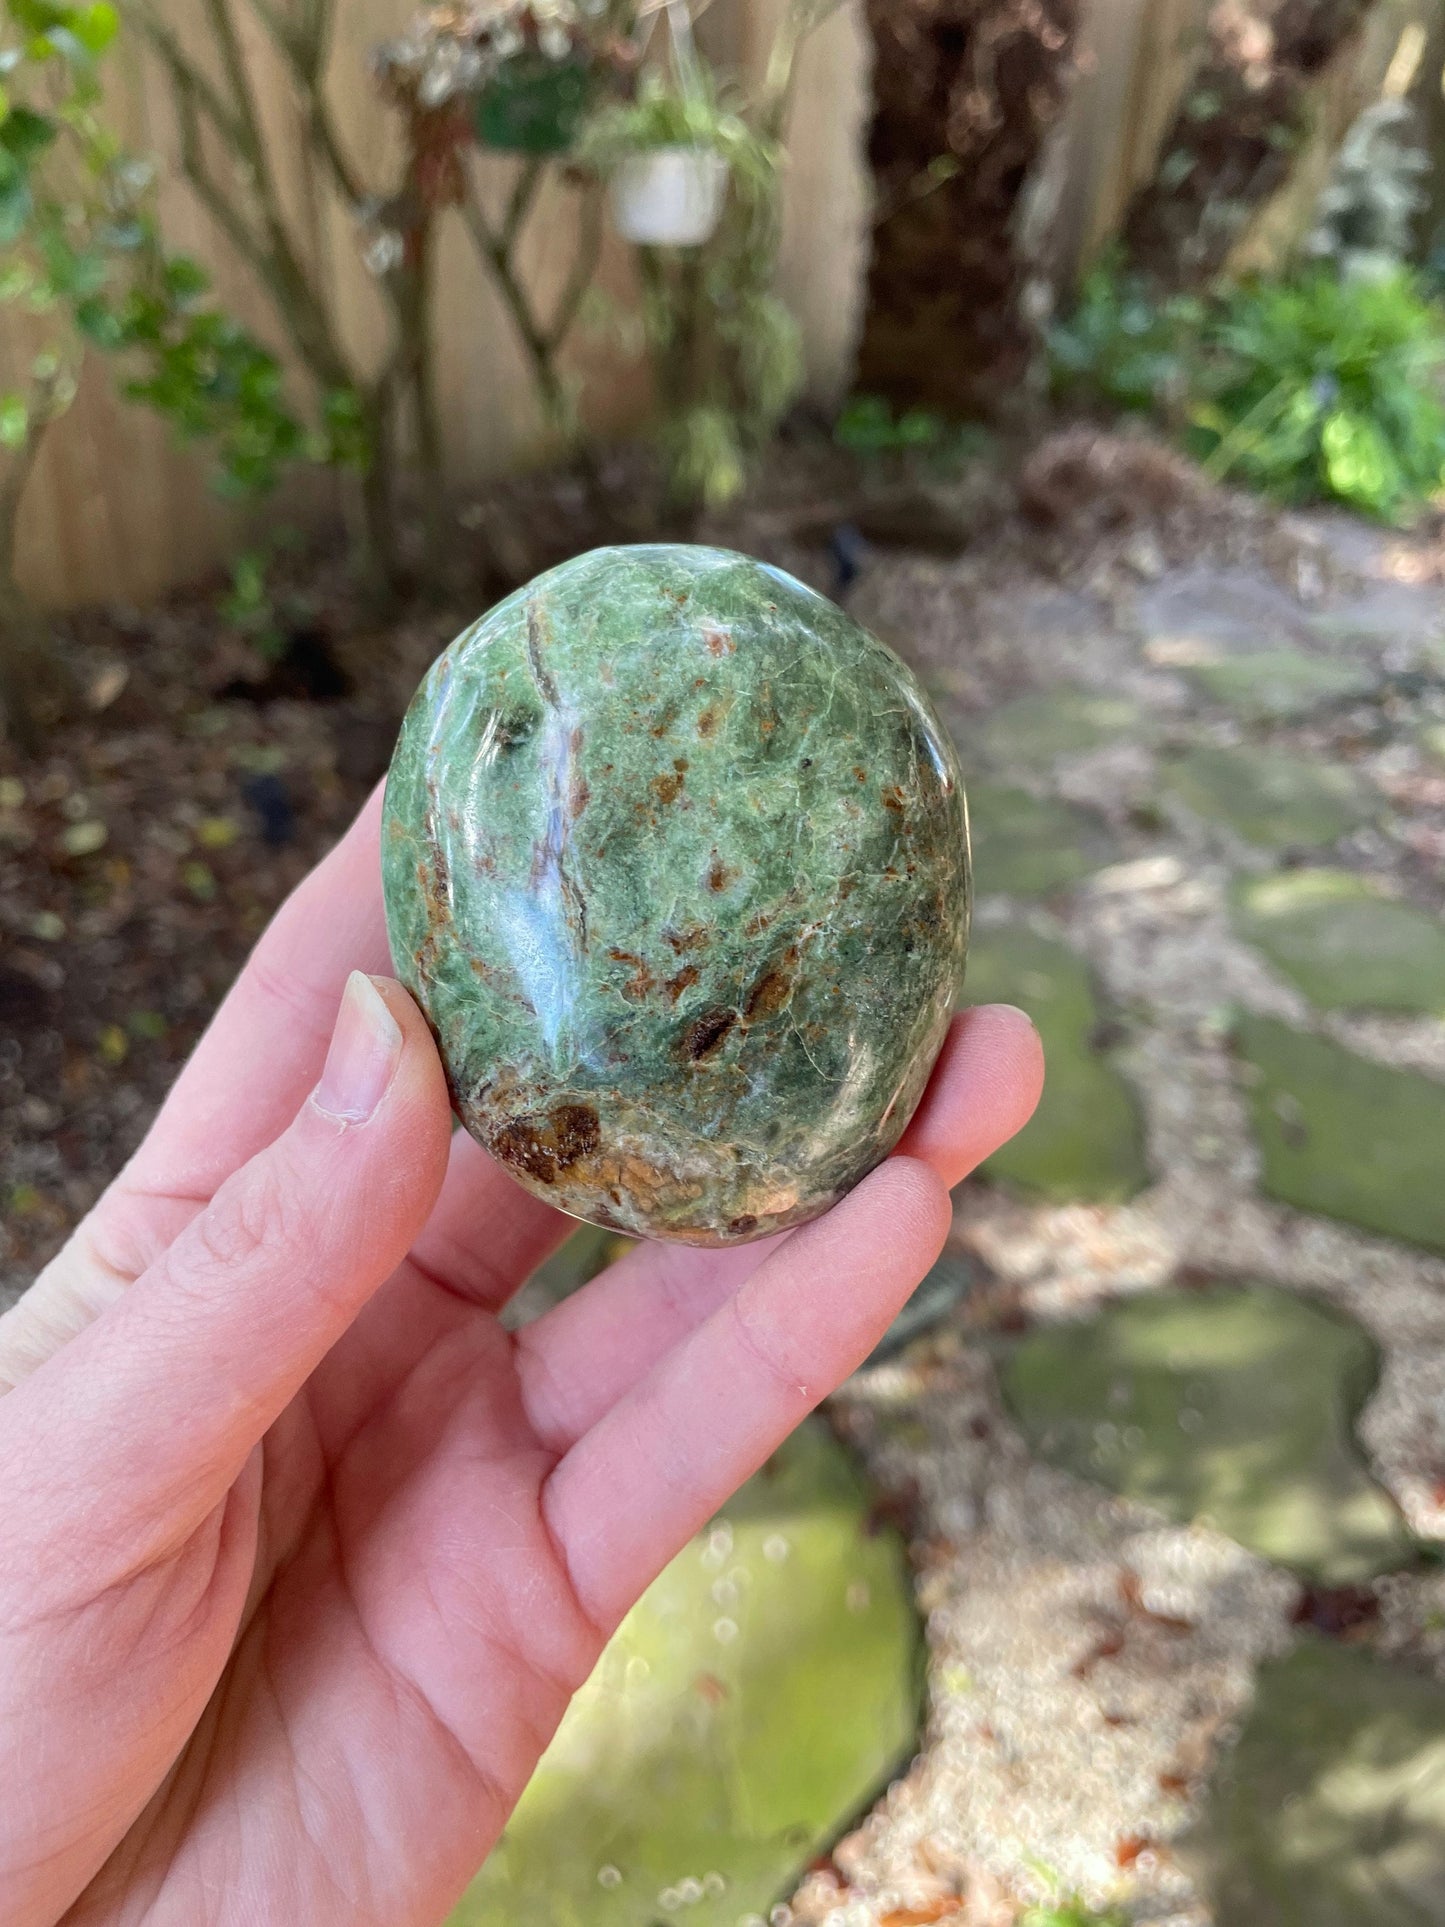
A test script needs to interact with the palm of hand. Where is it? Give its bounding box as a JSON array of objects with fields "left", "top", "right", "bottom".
[
  {"left": 77, "top": 1283, "right": 594, "bottom": 1926},
  {"left": 0, "top": 792, "right": 1040, "bottom": 1927}
]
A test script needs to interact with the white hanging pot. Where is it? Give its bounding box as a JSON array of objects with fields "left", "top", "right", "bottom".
[{"left": 610, "top": 146, "right": 730, "bottom": 247}]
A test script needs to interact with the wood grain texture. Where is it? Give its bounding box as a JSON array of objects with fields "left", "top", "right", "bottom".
[{"left": 4, "top": 0, "right": 872, "bottom": 608}]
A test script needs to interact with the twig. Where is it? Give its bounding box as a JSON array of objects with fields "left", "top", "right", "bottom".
[
  {"left": 546, "top": 179, "right": 602, "bottom": 353},
  {"left": 160, "top": 7, "right": 351, "bottom": 389},
  {"left": 502, "top": 155, "right": 545, "bottom": 252},
  {"left": 239, "top": 0, "right": 365, "bottom": 207},
  {"left": 462, "top": 165, "right": 559, "bottom": 405},
  {"left": 171, "top": 78, "right": 277, "bottom": 302},
  {"left": 132, "top": 1, "right": 249, "bottom": 149}
]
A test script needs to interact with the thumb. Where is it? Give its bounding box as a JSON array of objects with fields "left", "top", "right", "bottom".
[{"left": 4, "top": 974, "right": 452, "bottom": 1572}]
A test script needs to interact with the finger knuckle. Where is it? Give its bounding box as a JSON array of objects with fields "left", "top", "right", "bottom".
[
  {"left": 190, "top": 1156, "right": 302, "bottom": 1279},
  {"left": 728, "top": 1292, "right": 813, "bottom": 1404}
]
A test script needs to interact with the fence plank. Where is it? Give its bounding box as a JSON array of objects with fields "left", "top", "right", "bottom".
[
  {"left": 7, "top": 0, "right": 861, "bottom": 606},
  {"left": 5, "top": 0, "right": 1191, "bottom": 608},
  {"left": 1037, "top": 0, "right": 1210, "bottom": 294}
]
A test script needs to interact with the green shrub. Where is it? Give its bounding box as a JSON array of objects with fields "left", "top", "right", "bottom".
[
  {"left": 1047, "top": 259, "right": 1445, "bottom": 523},
  {"left": 834, "top": 393, "right": 993, "bottom": 470},
  {"left": 1189, "top": 271, "right": 1445, "bottom": 521},
  {"left": 1046, "top": 258, "right": 1204, "bottom": 421},
  {"left": 0, "top": 0, "right": 314, "bottom": 501}
]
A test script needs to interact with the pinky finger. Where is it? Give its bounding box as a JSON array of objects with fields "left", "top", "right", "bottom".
[{"left": 541, "top": 1156, "right": 951, "bottom": 1634}]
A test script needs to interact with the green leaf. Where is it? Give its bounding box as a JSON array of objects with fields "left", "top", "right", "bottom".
[
  {"left": 0, "top": 172, "right": 31, "bottom": 246},
  {"left": 73, "top": 292, "right": 121, "bottom": 345},
  {"left": 0, "top": 390, "right": 29, "bottom": 448},
  {"left": 1321, "top": 408, "right": 1401, "bottom": 519},
  {"left": 161, "top": 253, "right": 210, "bottom": 302},
  {"left": 8, "top": 0, "right": 64, "bottom": 32},
  {"left": 70, "top": 1, "right": 117, "bottom": 53},
  {"left": 0, "top": 105, "right": 57, "bottom": 162}
]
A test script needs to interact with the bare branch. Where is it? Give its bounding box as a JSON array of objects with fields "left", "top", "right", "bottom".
[
  {"left": 301, "top": 90, "right": 364, "bottom": 209},
  {"left": 132, "top": 1, "right": 249, "bottom": 149},
  {"left": 198, "top": 0, "right": 273, "bottom": 185},
  {"left": 171, "top": 73, "right": 276, "bottom": 292},
  {"left": 760, "top": 0, "right": 846, "bottom": 134},
  {"left": 170, "top": 67, "right": 353, "bottom": 391},
  {"left": 234, "top": 0, "right": 365, "bottom": 206},
  {"left": 240, "top": 0, "right": 304, "bottom": 64},
  {"left": 502, "top": 156, "right": 545, "bottom": 251},
  {"left": 546, "top": 178, "right": 602, "bottom": 353},
  {"left": 461, "top": 172, "right": 553, "bottom": 371}
]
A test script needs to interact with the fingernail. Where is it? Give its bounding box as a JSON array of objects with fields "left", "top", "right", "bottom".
[{"left": 314, "top": 972, "right": 403, "bottom": 1123}]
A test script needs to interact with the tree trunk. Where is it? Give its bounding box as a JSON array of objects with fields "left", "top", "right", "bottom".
[
  {"left": 856, "top": 0, "right": 1081, "bottom": 418},
  {"left": 399, "top": 225, "right": 448, "bottom": 579}
]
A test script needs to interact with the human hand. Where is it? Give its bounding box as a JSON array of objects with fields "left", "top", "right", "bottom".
[{"left": 0, "top": 788, "right": 1042, "bottom": 1927}]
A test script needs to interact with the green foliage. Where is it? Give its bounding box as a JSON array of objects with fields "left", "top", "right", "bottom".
[
  {"left": 0, "top": 0, "right": 326, "bottom": 503},
  {"left": 0, "top": 387, "right": 27, "bottom": 444},
  {"left": 0, "top": 0, "right": 121, "bottom": 444},
  {"left": 103, "top": 270, "right": 309, "bottom": 497},
  {"left": 834, "top": 393, "right": 993, "bottom": 470},
  {"left": 580, "top": 68, "right": 774, "bottom": 190},
  {"left": 1307, "top": 98, "right": 1427, "bottom": 284},
  {"left": 1189, "top": 271, "right": 1445, "bottom": 522},
  {"left": 1046, "top": 257, "right": 1203, "bottom": 419},
  {"left": 220, "top": 526, "right": 307, "bottom": 659},
  {"left": 1048, "top": 258, "right": 1445, "bottom": 523},
  {"left": 661, "top": 402, "right": 744, "bottom": 509},
  {"left": 584, "top": 6, "right": 832, "bottom": 511}
]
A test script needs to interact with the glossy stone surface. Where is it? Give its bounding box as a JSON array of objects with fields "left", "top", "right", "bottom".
[{"left": 382, "top": 545, "right": 970, "bottom": 1244}]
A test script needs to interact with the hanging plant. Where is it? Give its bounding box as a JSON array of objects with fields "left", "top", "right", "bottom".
[
  {"left": 476, "top": 50, "right": 595, "bottom": 154},
  {"left": 372, "top": 0, "right": 630, "bottom": 434},
  {"left": 581, "top": 72, "right": 751, "bottom": 246},
  {"left": 576, "top": 6, "right": 821, "bottom": 511},
  {"left": 377, "top": 0, "right": 624, "bottom": 156},
  {"left": 609, "top": 143, "right": 728, "bottom": 245}
]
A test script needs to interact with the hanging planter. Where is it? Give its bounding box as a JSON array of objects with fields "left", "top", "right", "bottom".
[
  {"left": 474, "top": 52, "right": 595, "bottom": 154},
  {"left": 610, "top": 144, "right": 729, "bottom": 247}
]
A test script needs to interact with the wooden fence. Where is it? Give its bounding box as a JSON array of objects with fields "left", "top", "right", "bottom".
[
  {"left": 4, "top": 0, "right": 873, "bottom": 608},
  {"left": 1, "top": 0, "right": 1421, "bottom": 608}
]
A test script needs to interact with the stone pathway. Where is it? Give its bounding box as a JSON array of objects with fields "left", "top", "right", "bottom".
[
  {"left": 794, "top": 515, "right": 1445, "bottom": 1924},
  {"left": 463, "top": 508, "right": 1445, "bottom": 1926}
]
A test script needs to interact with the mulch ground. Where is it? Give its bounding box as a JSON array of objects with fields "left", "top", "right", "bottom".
[
  {"left": 0, "top": 561, "right": 470, "bottom": 1291},
  {"left": 0, "top": 424, "right": 1394, "bottom": 1296}
]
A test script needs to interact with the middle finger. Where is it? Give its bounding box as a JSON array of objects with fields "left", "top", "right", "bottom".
[{"left": 511, "top": 1002, "right": 1044, "bottom": 1451}]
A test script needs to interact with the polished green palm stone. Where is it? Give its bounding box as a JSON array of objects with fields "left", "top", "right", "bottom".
[{"left": 382, "top": 545, "right": 970, "bottom": 1245}]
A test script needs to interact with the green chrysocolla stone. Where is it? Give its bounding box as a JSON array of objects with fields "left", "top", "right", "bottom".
[{"left": 382, "top": 545, "right": 970, "bottom": 1245}]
